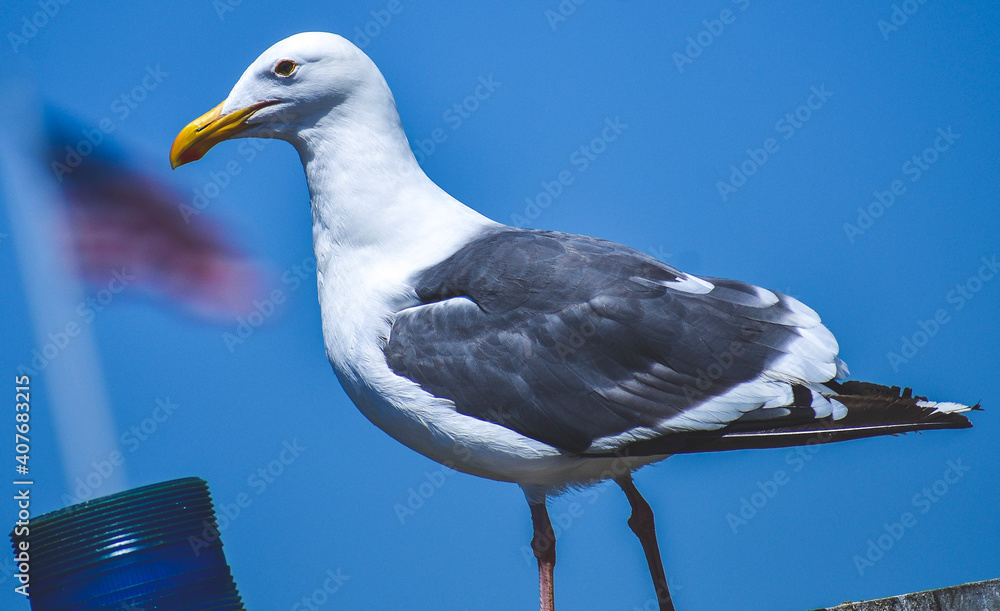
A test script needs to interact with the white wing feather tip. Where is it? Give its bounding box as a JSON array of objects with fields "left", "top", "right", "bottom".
[
  {"left": 780, "top": 294, "right": 822, "bottom": 328},
  {"left": 915, "top": 400, "right": 975, "bottom": 414},
  {"left": 830, "top": 398, "right": 848, "bottom": 420}
]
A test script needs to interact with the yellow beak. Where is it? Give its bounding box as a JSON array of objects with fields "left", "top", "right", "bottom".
[{"left": 170, "top": 100, "right": 277, "bottom": 169}]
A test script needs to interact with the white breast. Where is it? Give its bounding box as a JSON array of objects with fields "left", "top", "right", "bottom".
[{"left": 311, "top": 210, "right": 662, "bottom": 489}]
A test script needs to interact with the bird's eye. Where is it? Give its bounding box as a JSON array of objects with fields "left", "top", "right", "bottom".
[{"left": 274, "top": 60, "right": 297, "bottom": 77}]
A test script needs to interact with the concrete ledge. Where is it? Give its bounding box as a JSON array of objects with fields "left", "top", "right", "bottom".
[{"left": 815, "top": 577, "right": 1000, "bottom": 611}]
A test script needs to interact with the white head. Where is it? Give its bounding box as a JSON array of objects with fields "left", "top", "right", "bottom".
[
  {"left": 170, "top": 32, "right": 493, "bottom": 264},
  {"left": 170, "top": 32, "right": 398, "bottom": 168}
]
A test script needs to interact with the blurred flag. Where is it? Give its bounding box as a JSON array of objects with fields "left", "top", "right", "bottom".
[
  {"left": 44, "top": 111, "right": 261, "bottom": 320},
  {"left": 0, "top": 83, "right": 263, "bottom": 503}
]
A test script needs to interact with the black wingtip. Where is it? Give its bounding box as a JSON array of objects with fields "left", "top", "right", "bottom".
[{"left": 609, "top": 380, "right": 978, "bottom": 456}]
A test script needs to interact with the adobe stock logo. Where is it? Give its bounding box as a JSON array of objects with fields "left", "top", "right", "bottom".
[
  {"left": 544, "top": 0, "right": 589, "bottom": 31},
  {"left": 887, "top": 255, "right": 997, "bottom": 372},
  {"left": 877, "top": 0, "right": 931, "bottom": 41},
  {"left": 511, "top": 116, "right": 628, "bottom": 227},
  {"left": 672, "top": 0, "right": 752, "bottom": 73},
  {"left": 409, "top": 75, "right": 501, "bottom": 167},
  {"left": 852, "top": 459, "right": 971, "bottom": 577},
  {"left": 290, "top": 568, "right": 350, "bottom": 611},
  {"left": 188, "top": 439, "right": 306, "bottom": 557},
  {"left": 7, "top": 0, "right": 72, "bottom": 54},
  {"left": 725, "top": 431, "right": 832, "bottom": 534},
  {"left": 51, "top": 66, "right": 169, "bottom": 182},
  {"left": 716, "top": 85, "right": 834, "bottom": 202},
  {"left": 843, "top": 126, "right": 960, "bottom": 242},
  {"left": 351, "top": 0, "right": 404, "bottom": 49}
]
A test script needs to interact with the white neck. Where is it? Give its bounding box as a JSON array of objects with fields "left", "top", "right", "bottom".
[
  {"left": 287, "top": 77, "right": 497, "bottom": 363},
  {"left": 293, "top": 79, "right": 494, "bottom": 269}
]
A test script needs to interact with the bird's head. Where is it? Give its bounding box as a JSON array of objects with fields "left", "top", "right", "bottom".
[{"left": 170, "top": 32, "right": 380, "bottom": 169}]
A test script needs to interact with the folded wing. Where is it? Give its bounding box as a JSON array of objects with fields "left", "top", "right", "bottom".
[{"left": 385, "top": 229, "right": 848, "bottom": 454}]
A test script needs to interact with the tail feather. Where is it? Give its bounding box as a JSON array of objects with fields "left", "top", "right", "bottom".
[{"left": 615, "top": 381, "right": 978, "bottom": 456}]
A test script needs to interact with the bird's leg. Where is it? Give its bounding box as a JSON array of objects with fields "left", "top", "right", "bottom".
[
  {"left": 616, "top": 474, "right": 675, "bottom": 611},
  {"left": 529, "top": 500, "right": 556, "bottom": 611}
]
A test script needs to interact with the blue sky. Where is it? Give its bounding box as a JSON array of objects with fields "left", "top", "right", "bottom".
[{"left": 1, "top": 1, "right": 999, "bottom": 609}]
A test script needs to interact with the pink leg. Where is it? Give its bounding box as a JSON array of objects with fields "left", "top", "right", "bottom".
[
  {"left": 529, "top": 500, "right": 556, "bottom": 611},
  {"left": 617, "top": 474, "right": 675, "bottom": 611}
]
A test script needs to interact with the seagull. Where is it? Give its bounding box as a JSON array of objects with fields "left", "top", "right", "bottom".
[{"left": 170, "top": 32, "right": 977, "bottom": 610}]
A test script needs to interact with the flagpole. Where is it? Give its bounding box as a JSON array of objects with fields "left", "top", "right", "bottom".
[{"left": 0, "top": 83, "right": 128, "bottom": 503}]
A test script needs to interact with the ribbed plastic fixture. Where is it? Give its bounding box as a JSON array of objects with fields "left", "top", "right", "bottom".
[{"left": 10, "top": 477, "right": 245, "bottom": 610}]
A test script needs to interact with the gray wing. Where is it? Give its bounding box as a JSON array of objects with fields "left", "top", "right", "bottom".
[{"left": 384, "top": 228, "right": 846, "bottom": 454}]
